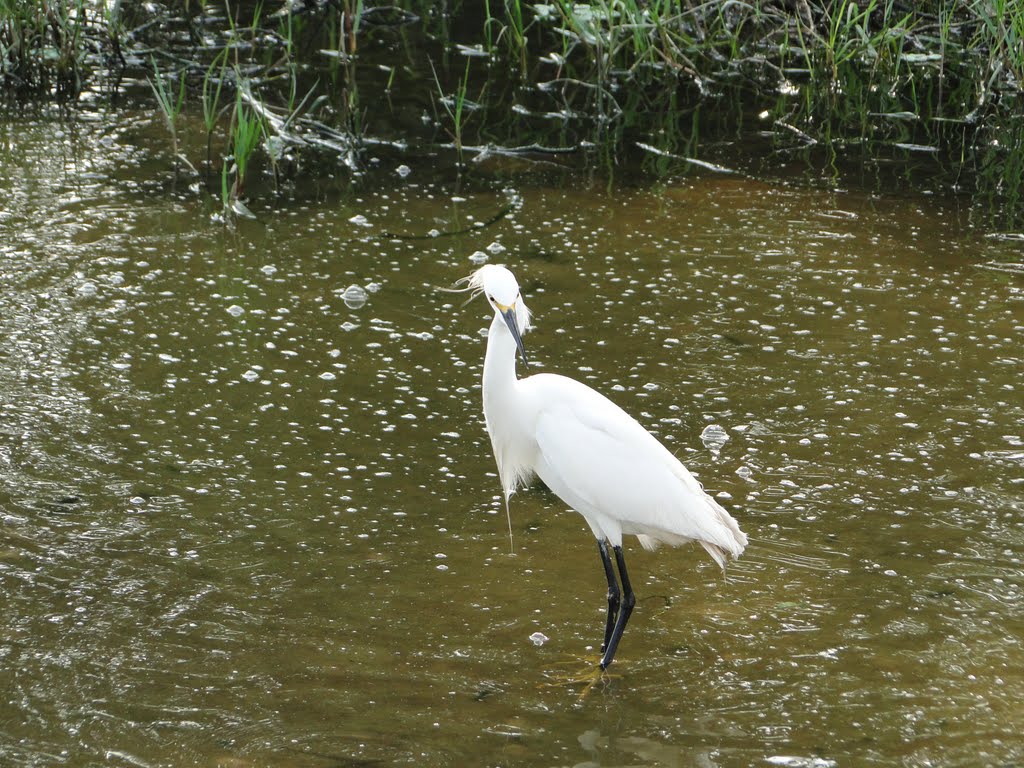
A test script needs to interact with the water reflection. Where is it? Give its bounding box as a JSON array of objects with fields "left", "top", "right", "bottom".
[{"left": 1, "top": 113, "right": 1022, "bottom": 767}]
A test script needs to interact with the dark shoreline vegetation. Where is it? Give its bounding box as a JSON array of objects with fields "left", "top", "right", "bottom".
[{"left": 2, "top": 0, "right": 1023, "bottom": 231}]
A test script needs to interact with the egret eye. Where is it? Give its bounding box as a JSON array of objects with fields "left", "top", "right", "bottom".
[{"left": 487, "top": 294, "right": 495, "bottom": 302}]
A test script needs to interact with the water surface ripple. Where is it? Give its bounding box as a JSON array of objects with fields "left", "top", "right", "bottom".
[{"left": 0, "top": 116, "right": 1022, "bottom": 767}]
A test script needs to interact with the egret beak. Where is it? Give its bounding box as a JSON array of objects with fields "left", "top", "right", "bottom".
[{"left": 499, "top": 304, "right": 529, "bottom": 366}]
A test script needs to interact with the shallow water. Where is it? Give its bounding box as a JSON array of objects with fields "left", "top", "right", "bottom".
[{"left": 1, "top": 107, "right": 1023, "bottom": 768}]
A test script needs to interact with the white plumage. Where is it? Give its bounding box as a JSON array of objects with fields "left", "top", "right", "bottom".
[{"left": 462, "top": 264, "right": 747, "bottom": 669}]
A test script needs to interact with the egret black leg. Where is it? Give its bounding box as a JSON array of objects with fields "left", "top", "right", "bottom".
[
  {"left": 599, "top": 545, "right": 636, "bottom": 670},
  {"left": 597, "top": 540, "right": 620, "bottom": 653}
]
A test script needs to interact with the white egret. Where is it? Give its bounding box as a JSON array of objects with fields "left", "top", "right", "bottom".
[{"left": 460, "top": 264, "right": 747, "bottom": 670}]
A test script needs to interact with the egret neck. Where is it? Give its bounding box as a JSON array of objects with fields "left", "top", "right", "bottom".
[
  {"left": 482, "top": 307, "right": 536, "bottom": 499},
  {"left": 484, "top": 309, "right": 522, "bottom": 392}
]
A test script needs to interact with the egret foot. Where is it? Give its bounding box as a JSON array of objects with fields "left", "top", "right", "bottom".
[{"left": 539, "top": 657, "right": 616, "bottom": 694}]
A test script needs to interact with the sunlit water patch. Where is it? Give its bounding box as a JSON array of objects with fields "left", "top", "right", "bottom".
[{"left": 1, "top": 114, "right": 1022, "bottom": 767}]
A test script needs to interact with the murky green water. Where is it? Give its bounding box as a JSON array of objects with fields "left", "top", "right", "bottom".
[{"left": 1, "top": 107, "right": 1023, "bottom": 767}]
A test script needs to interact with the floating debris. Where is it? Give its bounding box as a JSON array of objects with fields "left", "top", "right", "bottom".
[
  {"left": 976, "top": 262, "right": 1024, "bottom": 274},
  {"left": 894, "top": 143, "right": 939, "bottom": 153},
  {"left": 231, "top": 198, "right": 256, "bottom": 219},
  {"left": 870, "top": 111, "right": 919, "bottom": 121}
]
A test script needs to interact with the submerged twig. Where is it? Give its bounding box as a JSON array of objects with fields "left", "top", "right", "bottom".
[
  {"left": 380, "top": 200, "right": 518, "bottom": 241},
  {"left": 635, "top": 142, "right": 736, "bottom": 174}
]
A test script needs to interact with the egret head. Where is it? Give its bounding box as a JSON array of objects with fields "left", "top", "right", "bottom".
[{"left": 462, "top": 264, "right": 531, "bottom": 365}]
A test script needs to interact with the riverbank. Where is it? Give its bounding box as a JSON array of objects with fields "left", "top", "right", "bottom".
[{"left": 3, "top": 1, "right": 1023, "bottom": 229}]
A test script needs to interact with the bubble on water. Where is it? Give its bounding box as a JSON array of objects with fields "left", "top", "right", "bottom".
[
  {"left": 348, "top": 214, "right": 371, "bottom": 227},
  {"left": 396, "top": 164, "right": 411, "bottom": 178},
  {"left": 529, "top": 632, "right": 549, "bottom": 646},
  {"left": 339, "top": 285, "right": 368, "bottom": 309},
  {"left": 700, "top": 424, "right": 729, "bottom": 457},
  {"left": 486, "top": 241, "right": 506, "bottom": 254},
  {"left": 469, "top": 250, "right": 489, "bottom": 265},
  {"left": 226, "top": 304, "right": 245, "bottom": 317},
  {"left": 77, "top": 282, "right": 98, "bottom": 298},
  {"left": 766, "top": 757, "right": 837, "bottom": 768}
]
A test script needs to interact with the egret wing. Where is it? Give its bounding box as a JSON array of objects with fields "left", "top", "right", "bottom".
[{"left": 529, "top": 375, "right": 738, "bottom": 553}]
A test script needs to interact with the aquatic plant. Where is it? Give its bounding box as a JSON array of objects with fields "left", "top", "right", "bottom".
[
  {"left": 0, "top": 0, "right": 91, "bottom": 96},
  {"left": 7, "top": 0, "right": 1024, "bottom": 226},
  {"left": 149, "top": 57, "right": 188, "bottom": 172},
  {"left": 432, "top": 57, "right": 476, "bottom": 164},
  {"left": 201, "top": 48, "right": 229, "bottom": 173},
  {"left": 503, "top": 0, "right": 529, "bottom": 71},
  {"left": 517, "top": 1, "right": 1024, "bottom": 215},
  {"left": 227, "top": 85, "right": 265, "bottom": 203}
]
